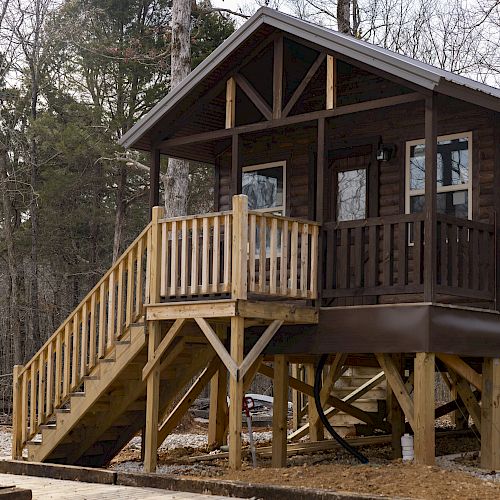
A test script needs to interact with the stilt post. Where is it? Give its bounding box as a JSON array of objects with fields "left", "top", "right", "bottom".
[
  {"left": 272, "top": 354, "right": 289, "bottom": 467},
  {"left": 387, "top": 354, "right": 405, "bottom": 458},
  {"left": 481, "top": 357, "right": 500, "bottom": 469},
  {"left": 144, "top": 205, "right": 164, "bottom": 473},
  {"left": 229, "top": 316, "right": 244, "bottom": 469},
  {"left": 307, "top": 363, "right": 324, "bottom": 441},
  {"left": 414, "top": 352, "right": 435, "bottom": 465}
]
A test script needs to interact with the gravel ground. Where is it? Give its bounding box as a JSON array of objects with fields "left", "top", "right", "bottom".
[{"left": 0, "top": 426, "right": 12, "bottom": 459}]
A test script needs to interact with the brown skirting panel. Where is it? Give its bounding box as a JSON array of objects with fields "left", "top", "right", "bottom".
[{"left": 251, "top": 303, "right": 500, "bottom": 357}]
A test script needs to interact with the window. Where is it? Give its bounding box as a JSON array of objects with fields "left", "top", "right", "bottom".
[
  {"left": 406, "top": 132, "right": 472, "bottom": 219},
  {"left": 242, "top": 161, "right": 286, "bottom": 214},
  {"left": 337, "top": 169, "right": 367, "bottom": 221}
]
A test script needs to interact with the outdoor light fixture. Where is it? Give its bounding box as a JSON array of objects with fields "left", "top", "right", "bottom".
[{"left": 376, "top": 144, "right": 396, "bottom": 161}]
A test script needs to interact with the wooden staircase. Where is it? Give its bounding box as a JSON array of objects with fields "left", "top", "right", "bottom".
[{"left": 12, "top": 197, "right": 320, "bottom": 468}]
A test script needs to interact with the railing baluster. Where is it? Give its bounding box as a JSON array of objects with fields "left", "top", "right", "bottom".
[
  {"left": 46, "top": 341, "right": 53, "bottom": 417},
  {"left": 89, "top": 293, "right": 97, "bottom": 370},
  {"left": 80, "top": 302, "right": 88, "bottom": 378},
  {"left": 21, "top": 371, "right": 28, "bottom": 445},
  {"left": 136, "top": 236, "right": 144, "bottom": 316},
  {"left": 107, "top": 270, "right": 116, "bottom": 350},
  {"left": 212, "top": 216, "right": 220, "bottom": 293},
  {"left": 202, "top": 217, "right": 209, "bottom": 294},
  {"left": 71, "top": 312, "right": 80, "bottom": 390},
  {"left": 290, "top": 221, "right": 299, "bottom": 296},
  {"left": 339, "top": 228, "right": 348, "bottom": 289},
  {"left": 397, "top": 222, "right": 407, "bottom": 286},
  {"left": 29, "top": 362, "right": 36, "bottom": 437},
  {"left": 270, "top": 218, "right": 278, "bottom": 295},
  {"left": 37, "top": 352, "right": 45, "bottom": 428},
  {"left": 467, "top": 228, "right": 474, "bottom": 290},
  {"left": 191, "top": 218, "right": 199, "bottom": 295},
  {"left": 300, "top": 223, "right": 309, "bottom": 297},
  {"left": 248, "top": 214, "right": 256, "bottom": 293},
  {"left": 126, "top": 250, "right": 134, "bottom": 328},
  {"left": 170, "top": 221, "right": 178, "bottom": 296},
  {"left": 450, "top": 223, "right": 458, "bottom": 288},
  {"left": 439, "top": 221, "right": 448, "bottom": 286},
  {"left": 310, "top": 225, "right": 318, "bottom": 298},
  {"left": 160, "top": 223, "right": 167, "bottom": 297},
  {"left": 98, "top": 282, "right": 107, "bottom": 358},
  {"left": 181, "top": 219, "right": 188, "bottom": 295},
  {"left": 63, "top": 323, "right": 71, "bottom": 397},
  {"left": 54, "top": 332, "right": 62, "bottom": 407},
  {"left": 223, "top": 214, "right": 231, "bottom": 292},
  {"left": 367, "top": 225, "right": 378, "bottom": 287},
  {"left": 383, "top": 224, "right": 393, "bottom": 287},
  {"left": 259, "top": 216, "right": 267, "bottom": 293},
  {"left": 414, "top": 220, "right": 422, "bottom": 285},
  {"left": 280, "top": 220, "right": 289, "bottom": 295}
]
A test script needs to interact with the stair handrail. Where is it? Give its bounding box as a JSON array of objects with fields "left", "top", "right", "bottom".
[{"left": 12, "top": 219, "right": 154, "bottom": 457}]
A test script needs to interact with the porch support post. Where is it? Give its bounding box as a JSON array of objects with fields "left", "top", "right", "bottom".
[
  {"left": 149, "top": 148, "right": 161, "bottom": 216},
  {"left": 493, "top": 113, "right": 500, "bottom": 310},
  {"left": 272, "top": 354, "right": 289, "bottom": 467},
  {"left": 228, "top": 316, "right": 244, "bottom": 470},
  {"left": 231, "top": 134, "right": 241, "bottom": 197},
  {"left": 316, "top": 117, "right": 326, "bottom": 304},
  {"left": 273, "top": 35, "right": 283, "bottom": 119},
  {"left": 414, "top": 352, "right": 435, "bottom": 465},
  {"left": 424, "top": 94, "right": 437, "bottom": 302},
  {"left": 144, "top": 205, "right": 164, "bottom": 472},
  {"left": 387, "top": 354, "right": 405, "bottom": 458},
  {"left": 481, "top": 357, "right": 500, "bottom": 469},
  {"left": 208, "top": 327, "right": 228, "bottom": 447}
]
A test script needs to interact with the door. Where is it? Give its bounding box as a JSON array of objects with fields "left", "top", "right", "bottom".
[{"left": 325, "top": 144, "right": 378, "bottom": 306}]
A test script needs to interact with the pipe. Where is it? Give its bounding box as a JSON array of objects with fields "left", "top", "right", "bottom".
[{"left": 314, "top": 354, "right": 369, "bottom": 464}]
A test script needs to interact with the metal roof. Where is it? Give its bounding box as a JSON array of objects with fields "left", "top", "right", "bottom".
[{"left": 119, "top": 6, "right": 500, "bottom": 149}]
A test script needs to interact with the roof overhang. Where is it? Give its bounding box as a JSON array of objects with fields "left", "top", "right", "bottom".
[{"left": 119, "top": 7, "right": 500, "bottom": 151}]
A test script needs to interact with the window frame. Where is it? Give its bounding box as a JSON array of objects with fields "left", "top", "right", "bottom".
[
  {"left": 242, "top": 160, "right": 287, "bottom": 215},
  {"left": 405, "top": 131, "right": 473, "bottom": 220}
]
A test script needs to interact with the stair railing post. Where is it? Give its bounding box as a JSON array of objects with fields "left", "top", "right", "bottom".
[
  {"left": 144, "top": 205, "right": 164, "bottom": 473},
  {"left": 231, "top": 195, "right": 248, "bottom": 301},
  {"left": 11, "top": 365, "right": 23, "bottom": 459}
]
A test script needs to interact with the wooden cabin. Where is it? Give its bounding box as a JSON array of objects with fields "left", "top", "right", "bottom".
[{"left": 12, "top": 7, "right": 500, "bottom": 474}]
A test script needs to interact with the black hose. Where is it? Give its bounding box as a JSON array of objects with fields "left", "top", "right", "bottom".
[{"left": 314, "top": 354, "right": 369, "bottom": 464}]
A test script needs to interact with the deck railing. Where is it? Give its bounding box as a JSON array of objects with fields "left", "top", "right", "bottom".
[
  {"left": 322, "top": 213, "right": 496, "bottom": 303},
  {"left": 12, "top": 223, "right": 151, "bottom": 458},
  {"left": 158, "top": 195, "right": 320, "bottom": 301}
]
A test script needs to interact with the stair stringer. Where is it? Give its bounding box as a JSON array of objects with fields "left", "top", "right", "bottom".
[{"left": 28, "top": 322, "right": 147, "bottom": 463}]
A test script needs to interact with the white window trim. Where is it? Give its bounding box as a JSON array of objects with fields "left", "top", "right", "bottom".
[
  {"left": 242, "top": 160, "right": 287, "bottom": 215},
  {"left": 405, "top": 131, "right": 473, "bottom": 220}
]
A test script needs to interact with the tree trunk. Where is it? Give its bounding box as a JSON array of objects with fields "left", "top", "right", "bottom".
[
  {"left": 163, "top": 0, "right": 192, "bottom": 217},
  {"left": 0, "top": 148, "right": 23, "bottom": 365},
  {"left": 112, "top": 164, "right": 127, "bottom": 262},
  {"left": 337, "top": 0, "right": 351, "bottom": 34}
]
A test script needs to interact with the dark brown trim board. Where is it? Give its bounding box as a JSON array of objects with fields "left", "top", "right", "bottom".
[{"left": 253, "top": 303, "right": 500, "bottom": 357}]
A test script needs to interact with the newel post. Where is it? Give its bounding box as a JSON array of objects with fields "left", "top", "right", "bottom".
[
  {"left": 231, "top": 195, "right": 248, "bottom": 300},
  {"left": 11, "top": 365, "right": 23, "bottom": 459},
  {"left": 144, "top": 205, "right": 164, "bottom": 473}
]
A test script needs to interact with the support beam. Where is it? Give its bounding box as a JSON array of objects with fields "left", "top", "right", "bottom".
[
  {"left": 144, "top": 205, "right": 164, "bottom": 473},
  {"left": 149, "top": 148, "right": 161, "bottom": 215},
  {"left": 272, "top": 355, "right": 289, "bottom": 467},
  {"left": 481, "top": 357, "right": 500, "bottom": 469},
  {"left": 158, "top": 356, "right": 221, "bottom": 444},
  {"left": 414, "top": 352, "right": 435, "bottom": 465},
  {"left": 273, "top": 36, "right": 283, "bottom": 119},
  {"left": 376, "top": 353, "right": 415, "bottom": 430},
  {"left": 436, "top": 353, "right": 482, "bottom": 391},
  {"left": 234, "top": 74, "right": 272, "bottom": 120},
  {"left": 387, "top": 354, "right": 405, "bottom": 459},
  {"left": 326, "top": 55, "right": 336, "bottom": 110},
  {"left": 291, "top": 364, "right": 302, "bottom": 430},
  {"left": 424, "top": 94, "right": 437, "bottom": 302},
  {"left": 447, "top": 368, "right": 481, "bottom": 430},
  {"left": 225, "top": 77, "right": 236, "bottom": 129},
  {"left": 306, "top": 363, "right": 324, "bottom": 441},
  {"left": 228, "top": 316, "right": 244, "bottom": 470},
  {"left": 282, "top": 53, "right": 326, "bottom": 118}
]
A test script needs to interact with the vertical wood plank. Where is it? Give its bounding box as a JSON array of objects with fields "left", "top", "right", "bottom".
[
  {"left": 29, "top": 362, "right": 36, "bottom": 436},
  {"left": 12, "top": 365, "right": 23, "bottom": 459},
  {"left": 481, "top": 357, "right": 500, "bottom": 469},
  {"left": 225, "top": 77, "right": 236, "bottom": 129},
  {"left": 272, "top": 354, "right": 288, "bottom": 467},
  {"left": 54, "top": 332, "right": 62, "bottom": 407},
  {"left": 136, "top": 236, "right": 144, "bottom": 315},
  {"left": 37, "top": 352, "right": 45, "bottom": 428},
  {"left": 258, "top": 216, "right": 266, "bottom": 293},
  {"left": 248, "top": 214, "right": 256, "bottom": 293},
  {"left": 71, "top": 311, "right": 80, "bottom": 390},
  {"left": 310, "top": 225, "right": 319, "bottom": 298},
  {"left": 270, "top": 218, "right": 278, "bottom": 294},
  {"left": 300, "top": 223, "right": 309, "bottom": 297},
  {"left": 231, "top": 195, "right": 248, "bottom": 300},
  {"left": 290, "top": 221, "right": 299, "bottom": 296},
  {"left": 398, "top": 222, "right": 407, "bottom": 286},
  {"left": 280, "top": 220, "right": 289, "bottom": 295},
  {"left": 46, "top": 342, "right": 54, "bottom": 417},
  {"left": 116, "top": 261, "right": 124, "bottom": 336},
  {"left": 229, "top": 316, "right": 244, "bottom": 470},
  {"left": 107, "top": 270, "right": 116, "bottom": 350},
  {"left": 160, "top": 223, "right": 167, "bottom": 297},
  {"left": 212, "top": 216, "right": 220, "bottom": 293},
  {"left": 126, "top": 250, "right": 134, "bottom": 326},
  {"left": 368, "top": 225, "right": 378, "bottom": 287},
  {"left": 191, "top": 218, "right": 199, "bottom": 295},
  {"left": 21, "top": 371, "right": 28, "bottom": 446},
  {"left": 414, "top": 352, "right": 435, "bottom": 465},
  {"left": 80, "top": 303, "right": 88, "bottom": 379},
  {"left": 223, "top": 214, "right": 231, "bottom": 291},
  {"left": 98, "top": 282, "right": 107, "bottom": 358},
  {"left": 180, "top": 219, "right": 188, "bottom": 295},
  {"left": 170, "top": 221, "right": 178, "bottom": 296},
  {"left": 326, "top": 55, "right": 336, "bottom": 110},
  {"left": 63, "top": 323, "right": 71, "bottom": 397},
  {"left": 89, "top": 293, "right": 97, "bottom": 370},
  {"left": 202, "top": 217, "right": 209, "bottom": 294},
  {"left": 414, "top": 220, "right": 422, "bottom": 285},
  {"left": 273, "top": 36, "right": 283, "bottom": 119}
]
